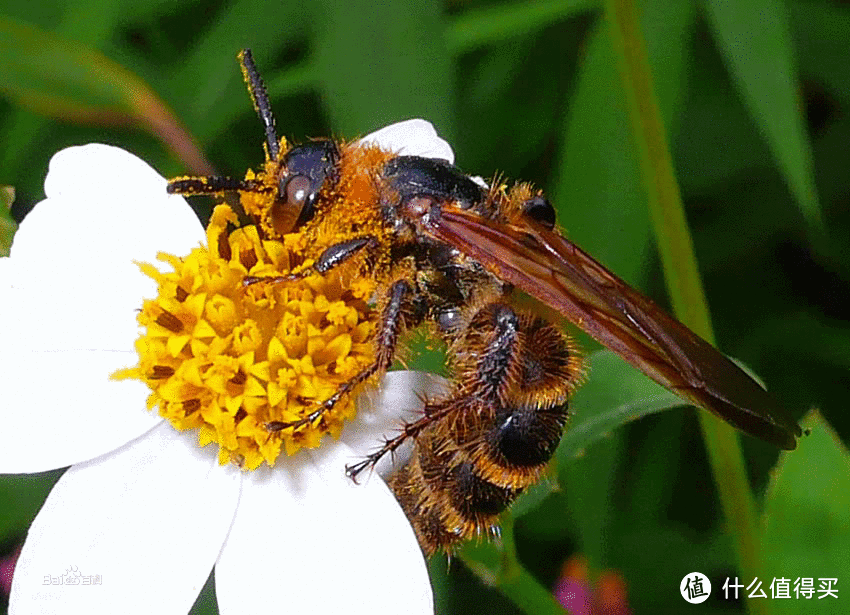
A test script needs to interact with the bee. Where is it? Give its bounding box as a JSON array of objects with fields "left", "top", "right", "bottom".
[{"left": 168, "top": 50, "right": 802, "bottom": 555}]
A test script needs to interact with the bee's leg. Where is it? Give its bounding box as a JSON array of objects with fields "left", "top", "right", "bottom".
[
  {"left": 312, "top": 237, "right": 376, "bottom": 274},
  {"left": 243, "top": 236, "right": 376, "bottom": 285},
  {"left": 388, "top": 303, "right": 581, "bottom": 554},
  {"left": 266, "top": 278, "right": 420, "bottom": 434},
  {"left": 345, "top": 302, "right": 531, "bottom": 482},
  {"left": 344, "top": 400, "right": 455, "bottom": 482},
  {"left": 167, "top": 176, "right": 262, "bottom": 196}
]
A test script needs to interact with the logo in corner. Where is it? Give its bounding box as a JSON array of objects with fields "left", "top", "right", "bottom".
[{"left": 681, "top": 572, "right": 711, "bottom": 604}]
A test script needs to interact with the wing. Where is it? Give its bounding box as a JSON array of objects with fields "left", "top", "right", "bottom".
[{"left": 426, "top": 207, "right": 801, "bottom": 450}]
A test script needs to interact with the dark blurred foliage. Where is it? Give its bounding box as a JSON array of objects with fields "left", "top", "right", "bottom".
[{"left": 1, "top": 1, "right": 848, "bottom": 613}]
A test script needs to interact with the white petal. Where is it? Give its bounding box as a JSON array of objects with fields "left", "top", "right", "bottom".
[
  {"left": 216, "top": 443, "right": 433, "bottom": 615},
  {"left": 6, "top": 144, "right": 205, "bottom": 353},
  {"left": 341, "top": 371, "right": 450, "bottom": 477},
  {"left": 9, "top": 423, "right": 240, "bottom": 615},
  {"left": 0, "top": 349, "right": 160, "bottom": 473},
  {"left": 358, "top": 119, "right": 454, "bottom": 163}
]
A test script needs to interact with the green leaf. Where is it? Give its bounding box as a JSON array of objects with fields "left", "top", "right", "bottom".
[
  {"left": 703, "top": 0, "right": 822, "bottom": 231},
  {"left": 556, "top": 350, "right": 684, "bottom": 462},
  {"left": 673, "top": 44, "right": 774, "bottom": 195},
  {"left": 0, "top": 470, "right": 62, "bottom": 544},
  {"left": 197, "top": 62, "right": 318, "bottom": 146},
  {"left": 561, "top": 427, "right": 622, "bottom": 568},
  {"left": 552, "top": 0, "right": 693, "bottom": 288},
  {"left": 314, "top": 0, "right": 453, "bottom": 140},
  {"left": 615, "top": 526, "right": 732, "bottom": 612},
  {"left": 0, "top": 0, "right": 129, "bottom": 179},
  {"left": 188, "top": 571, "right": 217, "bottom": 615},
  {"left": 762, "top": 411, "right": 850, "bottom": 611},
  {"left": 510, "top": 478, "right": 558, "bottom": 519},
  {"left": 0, "top": 17, "right": 138, "bottom": 120},
  {"left": 554, "top": 348, "right": 685, "bottom": 567},
  {"left": 621, "top": 411, "right": 684, "bottom": 527},
  {"left": 0, "top": 16, "right": 212, "bottom": 174},
  {"left": 447, "top": 0, "right": 597, "bottom": 54},
  {"left": 453, "top": 30, "right": 578, "bottom": 176},
  {"left": 0, "top": 185, "right": 15, "bottom": 257},
  {"left": 165, "top": 0, "right": 311, "bottom": 139},
  {"left": 790, "top": 0, "right": 850, "bottom": 101},
  {"left": 749, "top": 313, "right": 850, "bottom": 372},
  {"left": 553, "top": 18, "right": 651, "bottom": 288}
]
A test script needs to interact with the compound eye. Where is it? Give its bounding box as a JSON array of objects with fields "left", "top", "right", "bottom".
[
  {"left": 268, "top": 174, "right": 313, "bottom": 236},
  {"left": 285, "top": 175, "right": 312, "bottom": 210},
  {"left": 522, "top": 195, "right": 556, "bottom": 230}
]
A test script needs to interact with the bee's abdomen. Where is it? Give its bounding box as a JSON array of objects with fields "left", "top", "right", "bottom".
[
  {"left": 470, "top": 400, "right": 571, "bottom": 488},
  {"left": 388, "top": 460, "right": 463, "bottom": 555},
  {"left": 389, "top": 400, "right": 569, "bottom": 556},
  {"left": 388, "top": 425, "right": 520, "bottom": 556},
  {"left": 389, "top": 304, "right": 583, "bottom": 555}
]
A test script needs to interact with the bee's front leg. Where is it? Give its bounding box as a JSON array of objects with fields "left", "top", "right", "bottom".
[{"left": 244, "top": 237, "right": 377, "bottom": 285}]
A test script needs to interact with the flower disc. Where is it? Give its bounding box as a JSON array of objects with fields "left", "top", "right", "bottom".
[{"left": 115, "top": 204, "right": 377, "bottom": 469}]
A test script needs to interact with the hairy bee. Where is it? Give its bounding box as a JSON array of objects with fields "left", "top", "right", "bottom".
[{"left": 168, "top": 50, "right": 801, "bottom": 555}]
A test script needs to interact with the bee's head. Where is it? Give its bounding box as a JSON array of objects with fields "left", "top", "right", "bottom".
[{"left": 269, "top": 139, "right": 340, "bottom": 235}]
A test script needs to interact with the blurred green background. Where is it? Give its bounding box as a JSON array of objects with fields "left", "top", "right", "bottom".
[{"left": 1, "top": 0, "right": 849, "bottom": 613}]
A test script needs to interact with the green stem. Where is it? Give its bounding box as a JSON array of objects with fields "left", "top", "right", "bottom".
[
  {"left": 459, "top": 515, "right": 569, "bottom": 614},
  {"left": 603, "top": 1, "right": 767, "bottom": 614}
]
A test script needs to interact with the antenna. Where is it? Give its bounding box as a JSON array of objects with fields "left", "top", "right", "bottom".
[{"left": 238, "top": 49, "right": 279, "bottom": 161}]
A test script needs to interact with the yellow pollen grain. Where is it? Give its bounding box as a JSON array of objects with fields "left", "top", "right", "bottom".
[{"left": 113, "top": 203, "right": 377, "bottom": 470}]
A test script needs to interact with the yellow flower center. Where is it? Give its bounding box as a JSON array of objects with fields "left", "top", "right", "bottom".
[{"left": 114, "top": 204, "right": 377, "bottom": 470}]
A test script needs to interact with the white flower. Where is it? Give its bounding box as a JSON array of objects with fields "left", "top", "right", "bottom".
[
  {"left": 0, "top": 120, "right": 451, "bottom": 615},
  {"left": 357, "top": 118, "right": 453, "bottom": 162}
]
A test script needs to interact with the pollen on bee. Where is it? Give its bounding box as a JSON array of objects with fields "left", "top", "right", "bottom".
[{"left": 112, "top": 202, "right": 379, "bottom": 470}]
